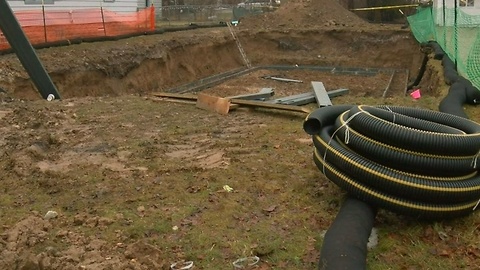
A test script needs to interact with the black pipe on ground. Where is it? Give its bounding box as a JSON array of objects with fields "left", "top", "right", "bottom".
[
  {"left": 407, "top": 42, "right": 432, "bottom": 91},
  {"left": 318, "top": 198, "right": 377, "bottom": 270},
  {"left": 309, "top": 41, "right": 480, "bottom": 269},
  {"left": 408, "top": 53, "right": 428, "bottom": 90},
  {"left": 439, "top": 75, "right": 480, "bottom": 115},
  {"left": 426, "top": 40, "right": 445, "bottom": 60},
  {"left": 442, "top": 55, "right": 460, "bottom": 85},
  {"left": 434, "top": 40, "right": 480, "bottom": 115},
  {"left": 439, "top": 81, "right": 468, "bottom": 118}
]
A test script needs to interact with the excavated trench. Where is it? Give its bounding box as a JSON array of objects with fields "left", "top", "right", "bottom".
[
  {"left": 0, "top": 27, "right": 432, "bottom": 100},
  {"left": 0, "top": 24, "right": 460, "bottom": 270}
]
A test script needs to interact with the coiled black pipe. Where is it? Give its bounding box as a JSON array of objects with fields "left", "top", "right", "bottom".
[
  {"left": 308, "top": 104, "right": 480, "bottom": 269},
  {"left": 314, "top": 40, "right": 480, "bottom": 270},
  {"left": 305, "top": 104, "right": 480, "bottom": 219}
]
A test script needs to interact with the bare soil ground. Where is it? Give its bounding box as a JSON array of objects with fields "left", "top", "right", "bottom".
[{"left": 1, "top": 1, "right": 480, "bottom": 270}]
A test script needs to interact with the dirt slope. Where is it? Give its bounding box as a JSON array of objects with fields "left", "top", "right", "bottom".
[{"left": 240, "top": 0, "right": 369, "bottom": 29}]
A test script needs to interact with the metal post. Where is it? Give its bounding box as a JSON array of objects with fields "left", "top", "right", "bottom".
[
  {"left": 100, "top": 5, "right": 107, "bottom": 36},
  {"left": 454, "top": 0, "right": 458, "bottom": 69},
  {"left": 442, "top": 0, "right": 446, "bottom": 48},
  {"left": 0, "top": 0, "right": 61, "bottom": 99},
  {"left": 42, "top": 0, "right": 47, "bottom": 42}
]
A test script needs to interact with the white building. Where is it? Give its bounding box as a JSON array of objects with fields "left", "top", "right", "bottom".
[
  {"left": 434, "top": 0, "right": 480, "bottom": 8},
  {"left": 7, "top": 0, "right": 162, "bottom": 16},
  {"left": 432, "top": 0, "right": 480, "bottom": 25}
]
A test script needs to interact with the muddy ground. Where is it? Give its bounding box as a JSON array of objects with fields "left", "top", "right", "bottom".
[{"left": 1, "top": 2, "right": 480, "bottom": 270}]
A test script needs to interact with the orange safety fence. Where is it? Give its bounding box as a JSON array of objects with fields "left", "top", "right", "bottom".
[{"left": 0, "top": 6, "right": 155, "bottom": 51}]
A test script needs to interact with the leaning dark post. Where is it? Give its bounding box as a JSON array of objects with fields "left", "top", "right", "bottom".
[{"left": 0, "top": 0, "right": 61, "bottom": 100}]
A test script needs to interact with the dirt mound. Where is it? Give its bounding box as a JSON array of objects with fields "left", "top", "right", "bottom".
[{"left": 240, "top": 0, "right": 368, "bottom": 29}]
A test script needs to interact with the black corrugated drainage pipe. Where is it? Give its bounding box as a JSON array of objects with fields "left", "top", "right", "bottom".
[
  {"left": 318, "top": 197, "right": 376, "bottom": 270},
  {"left": 305, "top": 103, "right": 480, "bottom": 269},
  {"left": 425, "top": 41, "right": 480, "bottom": 115},
  {"left": 438, "top": 55, "right": 480, "bottom": 116},
  {"left": 305, "top": 104, "right": 480, "bottom": 218},
  {"left": 408, "top": 53, "right": 428, "bottom": 90},
  {"left": 309, "top": 41, "right": 480, "bottom": 270}
]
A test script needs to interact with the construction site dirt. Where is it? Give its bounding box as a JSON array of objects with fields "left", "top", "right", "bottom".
[{"left": 1, "top": 0, "right": 479, "bottom": 269}]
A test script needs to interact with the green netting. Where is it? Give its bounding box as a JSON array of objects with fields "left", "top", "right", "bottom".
[
  {"left": 408, "top": 6, "right": 480, "bottom": 90},
  {"left": 408, "top": 7, "right": 435, "bottom": 43}
]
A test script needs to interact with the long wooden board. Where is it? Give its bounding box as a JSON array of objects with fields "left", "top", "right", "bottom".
[
  {"left": 152, "top": 92, "right": 198, "bottom": 100},
  {"left": 152, "top": 92, "right": 311, "bottom": 114},
  {"left": 230, "top": 98, "right": 311, "bottom": 113}
]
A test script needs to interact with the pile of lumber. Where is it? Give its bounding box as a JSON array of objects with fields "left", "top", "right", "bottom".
[{"left": 151, "top": 81, "right": 348, "bottom": 115}]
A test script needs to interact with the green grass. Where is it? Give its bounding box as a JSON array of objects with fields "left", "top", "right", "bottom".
[{"left": 3, "top": 59, "right": 480, "bottom": 269}]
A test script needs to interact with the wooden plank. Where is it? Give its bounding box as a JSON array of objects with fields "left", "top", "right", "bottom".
[
  {"left": 152, "top": 92, "right": 197, "bottom": 100},
  {"left": 382, "top": 71, "right": 395, "bottom": 98},
  {"left": 311, "top": 81, "right": 332, "bottom": 107},
  {"left": 150, "top": 96, "right": 240, "bottom": 111},
  {"left": 152, "top": 92, "right": 311, "bottom": 114},
  {"left": 196, "top": 93, "right": 231, "bottom": 115},
  {"left": 230, "top": 99, "right": 311, "bottom": 113},
  {"left": 148, "top": 96, "right": 197, "bottom": 105},
  {"left": 404, "top": 69, "right": 410, "bottom": 95}
]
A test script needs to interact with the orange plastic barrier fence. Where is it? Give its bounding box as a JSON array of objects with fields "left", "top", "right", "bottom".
[{"left": 0, "top": 6, "right": 155, "bottom": 50}]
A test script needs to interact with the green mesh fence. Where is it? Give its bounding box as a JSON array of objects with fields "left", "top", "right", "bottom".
[{"left": 408, "top": 6, "right": 480, "bottom": 90}]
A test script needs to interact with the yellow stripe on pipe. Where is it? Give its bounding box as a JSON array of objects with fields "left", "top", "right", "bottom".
[
  {"left": 314, "top": 135, "right": 480, "bottom": 192},
  {"left": 314, "top": 148, "right": 478, "bottom": 213}
]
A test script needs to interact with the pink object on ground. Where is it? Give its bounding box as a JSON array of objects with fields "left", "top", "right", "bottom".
[{"left": 410, "top": 89, "right": 421, "bottom": 99}]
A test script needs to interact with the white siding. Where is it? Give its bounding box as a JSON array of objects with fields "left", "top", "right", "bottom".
[
  {"left": 7, "top": 0, "right": 138, "bottom": 13},
  {"left": 433, "top": 0, "right": 480, "bottom": 26},
  {"left": 434, "top": 0, "right": 480, "bottom": 9},
  {"left": 151, "top": 0, "right": 162, "bottom": 18},
  {"left": 137, "top": 0, "right": 144, "bottom": 8}
]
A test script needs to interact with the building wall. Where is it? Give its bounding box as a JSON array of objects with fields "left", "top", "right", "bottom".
[
  {"left": 137, "top": 0, "right": 146, "bottom": 8},
  {"left": 137, "top": 0, "right": 158, "bottom": 9},
  {"left": 433, "top": 0, "right": 480, "bottom": 26},
  {"left": 151, "top": 0, "right": 162, "bottom": 18},
  {"left": 434, "top": 0, "right": 480, "bottom": 9},
  {"left": 7, "top": 0, "right": 138, "bottom": 13}
]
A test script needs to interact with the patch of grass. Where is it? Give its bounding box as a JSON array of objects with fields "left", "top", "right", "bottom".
[{"left": 3, "top": 58, "right": 480, "bottom": 270}]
